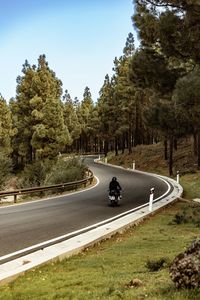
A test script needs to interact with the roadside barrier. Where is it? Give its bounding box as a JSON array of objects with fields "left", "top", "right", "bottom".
[{"left": 0, "top": 170, "right": 93, "bottom": 203}]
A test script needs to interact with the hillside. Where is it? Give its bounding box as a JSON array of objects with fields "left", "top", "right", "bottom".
[{"left": 108, "top": 138, "right": 200, "bottom": 200}]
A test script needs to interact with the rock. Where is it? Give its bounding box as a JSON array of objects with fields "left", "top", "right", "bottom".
[
  {"left": 125, "top": 278, "right": 143, "bottom": 288},
  {"left": 169, "top": 237, "right": 200, "bottom": 288}
]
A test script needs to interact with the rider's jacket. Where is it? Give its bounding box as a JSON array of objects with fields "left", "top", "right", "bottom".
[{"left": 109, "top": 181, "right": 121, "bottom": 191}]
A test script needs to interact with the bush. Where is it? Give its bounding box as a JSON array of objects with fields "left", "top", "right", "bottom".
[
  {"left": 45, "top": 156, "right": 87, "bottom": 185},
  {"left": 173, "top": 213, "right": 188, "bottom": 224},
  {"left": 0, "top": 153, "right": 13, "bottom": 189},
  {"left": 145, "top": 257, "right": 169, "bottom": 272},
  {"left": 171, "top": 205, "right": 200, "bottom": 227},
  {"left": 15, "top": 156, "right": 87, "bottom": 199},
  {"left": 17, "top": 159, "right": 53, "bottom": 188}
]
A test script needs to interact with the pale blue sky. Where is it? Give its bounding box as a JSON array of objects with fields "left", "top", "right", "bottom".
[{"left": 0, "top": 0, "right": 136, "bottom": 102}]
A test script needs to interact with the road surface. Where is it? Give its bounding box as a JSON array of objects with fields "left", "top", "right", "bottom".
[{"left": 0, "top": 157, "right": 171, "bottom": 258}]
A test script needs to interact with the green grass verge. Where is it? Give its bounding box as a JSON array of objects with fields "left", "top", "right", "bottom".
[
  {"left": 180, "top": 173, "right": 200, "bottom": 199},
  {"left": 0, "top": 201, "right": 199, "bottom": 300}
]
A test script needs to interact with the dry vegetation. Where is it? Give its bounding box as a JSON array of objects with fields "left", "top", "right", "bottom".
[
  {"left": 108, "top": 138, "right": 200, "bottom": 199},
  {"left": 109, "top": 138, "right": 196, "bottom": 175}
]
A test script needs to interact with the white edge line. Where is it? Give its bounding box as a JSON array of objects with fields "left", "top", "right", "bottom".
[{"left": 0, "top": 200, "right": 147, "bottom": 262}]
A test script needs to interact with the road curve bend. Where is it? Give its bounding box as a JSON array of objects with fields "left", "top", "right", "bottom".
[{"left": 0, "top": 156, "right": 175, "bottom": 259}]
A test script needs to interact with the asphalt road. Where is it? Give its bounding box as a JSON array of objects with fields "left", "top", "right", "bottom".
[{"left": 0, "top": 157, "right": 171, "bottom": 257}]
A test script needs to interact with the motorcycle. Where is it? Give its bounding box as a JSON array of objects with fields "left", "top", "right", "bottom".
[{"left": 108, "top": 189, "right": 122, "bottom": 206}]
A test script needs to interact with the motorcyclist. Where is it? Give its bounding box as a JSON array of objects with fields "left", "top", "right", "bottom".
[{"left": 109, "top": 177, "right": 122, "bottom": 197}]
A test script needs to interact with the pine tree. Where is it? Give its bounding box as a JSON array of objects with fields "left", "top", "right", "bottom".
[
  {"left": 173, "top": 67, "right": 200, "bottom": 168},
  {"left": 11, "top": 60, "right": 36, "bottom": 163},
  {"left": 0, "top": 95, "right": 15, "bottom": 155},
  {"left": 113, "top": 33, "right": 137, "bottom": 153},
  {"left": 31, "top": 96, "right": 71, "bottom": 158},
  {"left": 133, "top": 1, "right": 200, "bottom": 63},
  {"left": 78, "top": 87, "right": 94, "bottom": 152},
  {"left": 11, "top": 55, "right": 69, "bottom": 164},
  {"left": 0, "top": 95, "right": 14, "bottom": 187},
  {"left": 132, "top": 0, "right": 200, "bottom": 173},
  {"left": 97, "top": 74, "right": 116, "bottom": 156},
  {"left": 63, "top": 90, "right": 81, "bottom": 151}
]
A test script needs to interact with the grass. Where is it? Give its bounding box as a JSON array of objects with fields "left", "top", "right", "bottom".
[
  {"left": 0, "top": 201, "right": 200, "bottom": 300},
  {"left": 180, "top": 173, "right": 200, "bottom": 199}
]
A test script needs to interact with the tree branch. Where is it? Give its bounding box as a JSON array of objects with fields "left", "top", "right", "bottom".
[{"left": 136, "top": 0, "right": 184, "bottom": 10}]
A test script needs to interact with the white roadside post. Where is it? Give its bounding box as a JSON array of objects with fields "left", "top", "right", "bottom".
[
  {"left": 149, "top": 188, "right": 155, "bottom": 212},
  {"left": 105, "top": 157, "right": 107, "bottom": 164},
  {"left": 132, "top": 160, "right": 135, "bottom": 170},
  {"left": 176, "top": 171, "right": 180, "bottom": 184}
]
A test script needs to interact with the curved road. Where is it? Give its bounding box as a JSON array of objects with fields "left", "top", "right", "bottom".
[{"left": 0, "top": 157, "right": 171, "bottom": 258}]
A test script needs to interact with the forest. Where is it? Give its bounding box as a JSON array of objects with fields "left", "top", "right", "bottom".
[{"left": 0, "top": 0, "right": 200, "bottom": 188}]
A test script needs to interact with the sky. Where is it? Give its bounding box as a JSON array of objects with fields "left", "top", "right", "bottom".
[{"left": 0, "top": 0, "right": 136, "bottom": 102}]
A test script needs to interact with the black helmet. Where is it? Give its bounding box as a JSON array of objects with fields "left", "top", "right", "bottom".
[{"left": 112, "top": 177, "right": 117, "bottom": 181}]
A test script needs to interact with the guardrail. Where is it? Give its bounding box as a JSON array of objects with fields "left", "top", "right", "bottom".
[{"left": 0, "top": 170, "right": 94, "bottom": 204}]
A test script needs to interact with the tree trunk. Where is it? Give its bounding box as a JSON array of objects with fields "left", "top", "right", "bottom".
[
  {"left": 115, "top": 138, "right": 118, "bottom": 156},
  {"left": 33, "top": 149, "right": 36, "bottom": 161},
  {"left": 79, "top": 134, "right": 83, "bottom": 152},
  {"left": 174, "top": 138, "right": 177, "bottom": 151},
  {"left": 164, "top": 139, "right": 168, "bottom": 160},
  {"left": 93, "top": 136, "right": 97, "bottom": 153},
  {"left": 133, "top": 100, "right": 140, "bottom": 147},
  {"left": 128, "top": 124, "right": 132, "bottom": 154},
  {"left": 197, "top": 132, "right": 200, "bottom": 169},
  {"left": 99, "top": 139, "right": 103, "bottom": 153},
  {"left": 193, "top": 132, "right": 198, "bottom": 156},
  {"left": 85, "top": 136, "right": 88, "bottom": 153},
  {"left": 121, "top": 134, "right": 125, "bottom": 154},
  {"left": 104, "top": 139, "right": 108, "bottom": 157},
  {"left": 28, "top": 144, "right": 33, "bottom": 163},
  {"left": 169, "top": 137, "right": 173, "bottom": 176}
]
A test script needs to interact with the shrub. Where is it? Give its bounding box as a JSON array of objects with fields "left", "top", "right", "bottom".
[
  {"left": 17, "top": 159, "right": 53, "bottom": 188},
  {"left": 171, "top": 205, "right": 200, "bottom": 227},
  {"left": 15, "top": 156, "right": 87, "bottom": 198},
  {"left": 44, "top": 156, "right": 87, "bottom": 185},
  {"left": 0, "top": 153, "right": 13, "bottom": 189},
  {"left": 173, "top": 213, "right": 188, "bottom": 224},
  {"left": 145, "top": 257, "right": 169, "bottom": 272}
]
